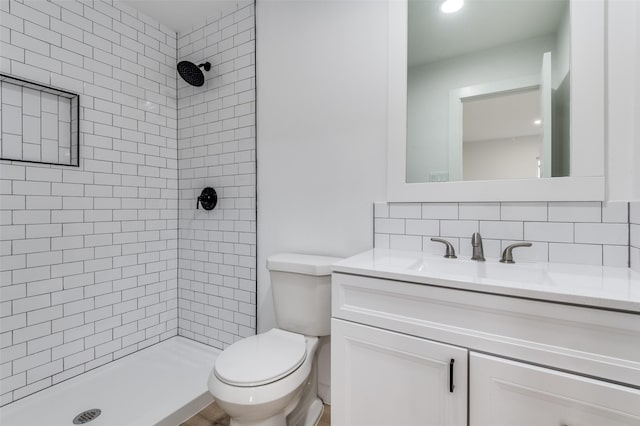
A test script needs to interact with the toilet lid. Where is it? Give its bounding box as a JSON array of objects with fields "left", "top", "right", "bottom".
[{"left": 214, "top": 329, "right": 307, "bottom": 387}]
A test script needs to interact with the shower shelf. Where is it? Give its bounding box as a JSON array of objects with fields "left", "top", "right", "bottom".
[{"left": 0, "top": 73, "right": 80, "bottom": 167}]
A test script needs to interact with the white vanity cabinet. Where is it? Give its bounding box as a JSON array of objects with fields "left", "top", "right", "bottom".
[
  {"left": 331, "top": 319, "right": 467, "bottom": 426},
  {"left": 471, "top": 353, "right": 640, "bottom": 426},
  {"left": 330, "top": 251, "right": 640, "bottom": 426}
]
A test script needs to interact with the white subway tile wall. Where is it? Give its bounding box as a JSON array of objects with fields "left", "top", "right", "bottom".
[
  {"left": 0, "top": 0, "right": 178, "bottom": 405},
  {"left": 375, "top": 201, "right": 631, "bottom": 267},
  {"left": 177, "top": 3, "right": 256, "bottom": 349},
  {"left": 631, "top": 202, "right": 640, "bottom": 272}
]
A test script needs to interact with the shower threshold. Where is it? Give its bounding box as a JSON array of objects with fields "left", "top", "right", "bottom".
[{"left": 0, "top": 337, "right": 220, "bottom": 426}]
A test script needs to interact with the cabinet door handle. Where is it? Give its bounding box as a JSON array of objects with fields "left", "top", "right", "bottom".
[{"left": 449, "top": 358, "right": 455, "bottom": 393}]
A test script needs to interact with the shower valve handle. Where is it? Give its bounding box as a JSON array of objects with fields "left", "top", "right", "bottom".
[{"left": 197, "top": 187, "right": 218, "bottom": 211}]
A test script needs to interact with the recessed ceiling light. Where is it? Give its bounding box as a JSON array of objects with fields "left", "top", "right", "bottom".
[
  {"left": 441, "top": 0, "right": 464, "bottom": 14},
  {"left": 534, "top": 119, "right": 542, "bottom": 125}
]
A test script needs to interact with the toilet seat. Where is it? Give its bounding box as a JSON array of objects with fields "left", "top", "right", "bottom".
[{"left": 214, "top": 329, "right": 307, "bottom": 387}]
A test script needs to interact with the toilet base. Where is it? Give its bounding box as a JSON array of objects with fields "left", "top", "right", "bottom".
[
  {"left": 229, "top": 412, "right": 286, "bottom": 426},
  {"left": 295, "top": 397, "right": 323, "bottom": 426},
  {"left": 284, "top": 346, "right": 324, "bottom": 426},
  {"left": 225, "top": 398, "right": 323, "bottom": 426}
]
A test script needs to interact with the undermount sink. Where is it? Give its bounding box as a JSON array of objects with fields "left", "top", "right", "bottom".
[{"left": 410, "top": 257, "right": 553, "bottom": 287}]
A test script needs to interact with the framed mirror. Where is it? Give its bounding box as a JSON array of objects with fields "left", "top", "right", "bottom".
[{"left": 388, "top": 0, "right": 605, "bottom": 202}]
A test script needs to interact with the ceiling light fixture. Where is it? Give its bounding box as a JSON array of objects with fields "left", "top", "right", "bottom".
[
  {"left": 534, "top": 119, "right": 542, "bottom": 125},
  {"left": 441, "top": 0, "right": 464, "bottom": 14}
]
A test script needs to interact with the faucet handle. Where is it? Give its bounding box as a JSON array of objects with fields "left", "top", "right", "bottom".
[
  {"left": 430, "top": 238, "right": 457, "bottom": 259},
  {"left": 500, "top": 242, "right": 533, "bottom": 263}
]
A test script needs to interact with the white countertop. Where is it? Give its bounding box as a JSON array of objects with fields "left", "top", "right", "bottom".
[{"left": 332, "top": 249, "right": 640, "bottom": 313}]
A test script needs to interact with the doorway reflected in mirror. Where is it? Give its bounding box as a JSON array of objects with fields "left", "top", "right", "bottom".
[{"left": 406, "top": 0, "right": 570, "bottom": 183}]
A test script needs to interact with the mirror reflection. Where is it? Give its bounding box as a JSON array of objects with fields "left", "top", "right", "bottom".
[{"left": 406, "top": 0, "right": 570, "bottom": 183}]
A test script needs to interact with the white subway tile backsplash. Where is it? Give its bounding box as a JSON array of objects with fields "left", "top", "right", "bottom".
[
  {"left": 389, "top": 203, "right": 421, "bottom": 219},
  {"left": 549, "top": 243, "right": 603, "bottom": 265},
  {"left": 373, "top": 202, "right": 389, "bottom": 218},
  {"left": 548, "top": 201, "right": 601, "bottom": 222},
  {"left": 440, "top": 220, "right": 478, "bottom": 238},
  {"left": 602, "top": 201, "right": 628, "bottom": 223},
  {"left": 422, "top": 203, "right": 457, "bottom": 219},
  {"left": 459, "top": 202, "right": 500, "bottom": 220},
  {"left": 631, "top": 205, "right": 639, "bottom": 274},
  {"left": 631, "top": 223, "right": 640, "bottom": 269},
  {"left": 389, "top": 234, "right": 422, "bottom": 251},
  {"left": 524, "top": 222, "right": 573, "bottom": 243},
  {"left": 631, "top": 247, "right": 640, "bottom": 272},
  {"left": 574, "top": 223, "right": 628, "bottom": 246},
  {"left": 479, "top": 221, "right": 523, "bottom": 240},
  {"left": 405, "top": 219, "right": 439, "bottom": 236},
  {"left": 376, "top": 202, "right": 633, "bottom": 268},
  {"left": 374, "top": 233, "right": 390, "bottom": 249},
  {"left": 500, "top": 202, "right": 547, "bottom": 222},
  {"left": 603, "top": 245, "right": 630, "bottom": 268},
  {"left": 630, "top": 202, "right": 640, "bottom": 226},
  {"left": 375, "top": 218, "right": 404, "bottom": 234}
]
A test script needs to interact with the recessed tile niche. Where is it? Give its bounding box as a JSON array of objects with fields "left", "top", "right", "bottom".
[{"left": 0, "top": 74, "right": 79, "bottom": 167}]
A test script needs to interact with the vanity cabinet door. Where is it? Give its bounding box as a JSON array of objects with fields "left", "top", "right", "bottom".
[
  {"left": 470, "top": 353, "right": 640, "bottom": 426},
  {"left": 331, "top": 319, "right": 467, "bottom": 426}
]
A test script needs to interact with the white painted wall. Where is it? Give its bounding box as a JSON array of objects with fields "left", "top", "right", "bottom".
[
  {"left": 406, "top": 35, "right": 556, "bottom": 183},
  {"left": 634, "top": 2, "right": 640, "bottom": 201},
  {"left": 607, "top": 0, "right": 639, "bottom": 201},
  {"left": 256, "top": 0, "right": 388, "bottom": 401},
  {"left": 463, "top": 137, "right": 541, "bottom": 181},
  {"left": 255, "top": 0, "right": 640, "bottom": 404}
]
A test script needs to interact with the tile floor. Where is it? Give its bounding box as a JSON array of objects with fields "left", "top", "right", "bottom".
[{"left": 181, "top": 402, "right": 331, "bottom": 426}]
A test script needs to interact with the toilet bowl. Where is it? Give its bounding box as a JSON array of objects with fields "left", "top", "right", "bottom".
[
  {"left": 207, "top": 329, "right": 321, "bottom": 426},
  {"left": 207, "top": 253, "right": 341, "bottom": 426}
]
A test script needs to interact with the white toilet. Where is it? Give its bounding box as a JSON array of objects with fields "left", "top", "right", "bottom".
[{"left": 207, "top": 253, "right": 340, "bottom": 426}]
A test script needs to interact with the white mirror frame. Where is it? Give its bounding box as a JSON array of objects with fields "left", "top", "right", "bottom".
[{"left": 387, "top": 0, "right": 605, "bottom": 202}]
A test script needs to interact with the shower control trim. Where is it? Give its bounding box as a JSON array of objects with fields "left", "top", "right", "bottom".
[{"left": 197, "top": 187, "right": 218, "bottom": 210}]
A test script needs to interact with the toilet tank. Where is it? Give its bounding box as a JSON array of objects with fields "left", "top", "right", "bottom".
[{"left": 267, "top": 253, "right": 342, "bottom": 337}]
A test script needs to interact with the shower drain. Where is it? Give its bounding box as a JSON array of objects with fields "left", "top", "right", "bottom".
[{"left": 72, "top": 409, "right": 101, "bottom": 424}]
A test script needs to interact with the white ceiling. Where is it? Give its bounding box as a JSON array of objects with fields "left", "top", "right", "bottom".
[
  {"left": 409, "top": 0, "right": 568, "bottom": 66},
  {"left": 119, "top": 0, "right": 251, "bottom": 34}
]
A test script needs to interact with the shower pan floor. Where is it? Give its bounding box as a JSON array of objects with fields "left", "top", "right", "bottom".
[{"left": 1, "top": 336, "right": 220, "bottom": 426}]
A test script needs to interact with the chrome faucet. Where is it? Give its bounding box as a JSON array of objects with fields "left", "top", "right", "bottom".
[{"left": 471, "top": 232, "right": 485, "bottom": 261}]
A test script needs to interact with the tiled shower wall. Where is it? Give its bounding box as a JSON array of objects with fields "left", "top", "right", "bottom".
[
  {"left": 0, "top": 0, "right": 178, "bottom": 405},
  {"left": 177, "top": 3, "right": 256, "bottom": 348},
  {"left": 375, "top": 201, "right": 631, "bottom": 267},
  {"left": 631, "top": 202, "right": 640, "bottom": 272},
  {"left": 0, "top": 81, "right": 76, "bottom": 165}
]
